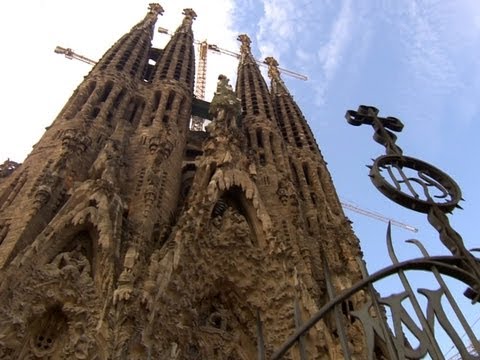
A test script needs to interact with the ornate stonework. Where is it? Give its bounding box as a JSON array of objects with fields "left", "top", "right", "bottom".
[{"left": 0, "top": 5, "right": 373, "bottom": 359}]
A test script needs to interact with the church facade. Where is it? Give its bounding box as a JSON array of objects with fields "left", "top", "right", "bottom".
[{"left": 0, "top": 5, "right": 373, "bottom": 359}]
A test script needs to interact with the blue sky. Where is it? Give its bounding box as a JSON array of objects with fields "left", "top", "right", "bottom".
[{"left": 0, "top": 0, "right": 479, "bottom": 355}]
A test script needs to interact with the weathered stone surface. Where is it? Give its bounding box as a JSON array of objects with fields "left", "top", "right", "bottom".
[{"left": 0, "top": 5, "right": 377, "bottom": 359}]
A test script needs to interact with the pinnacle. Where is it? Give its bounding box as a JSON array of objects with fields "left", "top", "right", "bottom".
[{"left": 148, "top": 3, "right": 164, "bottom": 15}]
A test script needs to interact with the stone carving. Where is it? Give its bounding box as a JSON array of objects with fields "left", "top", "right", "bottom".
[
  {"left": 276, "top": 178, "right": 291, "bottom": 205},
  {"left": 149, "top": 135, "right": 174, "bottom": 163},
  {"left": 148, "top": 3, "right": 164, "bottom": 15},
  {"left": 31, "top": 169, "right": 58, "bottom": 213},
  {"left": 113, "top": 245, "right": 138, "bottom": 304},
  {"left": 61, "top": 129, "right": 91, "bottom": 155},
  {"left": 49, "top": 245, "right": 91, "bottom": 281},
  {"left": 143, "top": 168, "right": 159, "bottom": 216},
  {"left": 209, "top": 75, "right": 241, "bottom": 128},
  {"left": 90, "top": 139, "right": 121, "bottom": 184},
  {"left": 229, "top": 210, "right": 250, "bottom": 243}
]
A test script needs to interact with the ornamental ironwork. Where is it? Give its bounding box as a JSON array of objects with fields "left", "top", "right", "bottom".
[{"left": 258, "top": 105, "right": 480, "bottom": 359}]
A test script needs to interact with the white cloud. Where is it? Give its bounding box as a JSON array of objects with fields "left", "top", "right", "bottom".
[
  {"left": 0, "top": 0, "right": 238, "bottom": 161},
  {"left": 256, "top": 0, "right": 310, "bottom": 63},
  {"left": 317, "top": 0, "right": 353, "bottom": 85},
  {"left": 399, "top": 0, "right": 460, "bottom": 96}
]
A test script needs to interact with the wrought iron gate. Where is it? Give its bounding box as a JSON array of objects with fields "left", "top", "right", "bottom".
[{"left": 260, "top": 106, "right": 480, "bottom": 359}]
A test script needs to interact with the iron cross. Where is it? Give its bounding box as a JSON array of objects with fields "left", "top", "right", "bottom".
[{"left": 345, "top": 105, "right": 404, "bottom": 156}]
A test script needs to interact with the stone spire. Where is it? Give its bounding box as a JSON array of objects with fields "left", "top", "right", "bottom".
[
  {"left": 266, "top": 57, "right": 344, "bottom": 229},
  {"left": 93, "top": 3, "right": 163, "bottom": 78},
  {"left": 151, "top": 8, "right": 196, "bottom": 87},
  {"left": 266, "top": 56, "right": 317, "bottom": 153},
  {"left": 235, "top": 34, "right": 275, "bottom": 122}
]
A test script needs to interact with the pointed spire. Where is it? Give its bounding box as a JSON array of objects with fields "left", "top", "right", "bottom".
[
  {"left": 267, "top": 57, "right": 317, "bottom": 152},
  {"left": 151, "top": 8, "right": 196, "bottom": 86},
  {"left": 235, "top": 34, "right": 275, "bottom": 122},
  {"left": 93, "top": 3, "right": 163, "bottom": 77},
  {"left": 265, "top": 56, "right": 289, "bottom": 96}
]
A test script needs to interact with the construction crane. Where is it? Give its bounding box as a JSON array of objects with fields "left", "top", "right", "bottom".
[
  {"left": 340, "top": 199, "right": 418, "bottom": 233},
  {"left": 53, "top": 46, "right": 418, "bottom": 233},
  {"left": 158, "top": 27, "right": 307, "bottom": 131},
  {"left": 54, "top": 46, "right": 96, "bottom": 66}
]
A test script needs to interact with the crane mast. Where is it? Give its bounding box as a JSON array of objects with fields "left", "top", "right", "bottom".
[
  {"left": 195, "top": 41, "right": 208, "bottom": 100},
  {"left": 191, "top": 41, "right": 209, "bottom": 131}
]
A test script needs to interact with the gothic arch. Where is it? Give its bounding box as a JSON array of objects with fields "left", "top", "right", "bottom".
[
  {"left": 212, "top": 186, "right": 264, "bottom": 247},
  {"left": 206, "top": 168, "right": 273, "bottom": 248},
  {"left": 13, "top": 180, "right": 125, "bottom": 269}
]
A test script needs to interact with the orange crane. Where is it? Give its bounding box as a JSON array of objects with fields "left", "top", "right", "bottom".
[{"left": 53, "top": 45, "right": 418, "bottom": 233}]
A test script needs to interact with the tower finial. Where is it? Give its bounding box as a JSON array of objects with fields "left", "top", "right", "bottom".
[
  {"left": 175, "top": 8, "right": 197, "bottom": 33},
  {"left": 182, "top": 8, "right": 197, "bottom": 20},
  {"left": 148, "top": 3, "right": 164, "bottom": 15},
  {"left": 237, "top": 34, "right": 252, "bottom": 55},
  {"left": 264, "top": 56, "right": 289, "bottom": 95},
  {"left": 264, "top": 56, "right": 281, "bottom": 80}
]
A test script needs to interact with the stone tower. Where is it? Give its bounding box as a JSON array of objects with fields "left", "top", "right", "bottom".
[{"left": 0, "top": 5, "right": 372, "bottom": 359}]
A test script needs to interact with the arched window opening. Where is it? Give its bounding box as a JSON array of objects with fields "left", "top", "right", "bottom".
[
  {"left": 99, "top": 81, "right": 114, "bottom": 103},
  {"left": 65, "top": 81, "right": 96, "bottom": 120},
  {"left": 0, "top": 220, "right": 9, "bottom": 246},
  {"left": 210, "top": 186, "right": 263, "bottom": 246},
  {"left": 259, "top": 153, "right": 266, "bottom": 166},
  {"left": 185, "top": 149, "right": 203, "bottom": 160},
  {"left": 178, "top": 96, "right": 186, "bottom": 117},
  {"left": 303, "top": 163, "right": 311, "bottom": 185},
  {"left": 180, "top": 164, "right": 197, "bottom": 206},
  {"left": 125, "top": 97, "right": 145, "bottom": 127},
  {"left": 256, "top": 128, "right": 264, "bottom": 149},
  {"left": 113, "top": 88, "right": 126, "bottom": 110},
  {"left": 290, "top": 160, "right": 300, "bottom": 186},
  {"left": 166, "top": 92, "right": 175, "bottom": 111},
  {"left": 89, "top": 106, "right": 100, "bottom": 119},
  {"left": 186, "top": 46, "right": 194, "bottom": 85},
  {"left": 152, "top": 91, "right": 162, "bottom": 113},
  {"left": 269, "top": 133, "right": 275, "bottom": 154}
]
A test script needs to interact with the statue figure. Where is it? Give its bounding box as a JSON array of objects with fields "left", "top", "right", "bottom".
[
  {"left": 209, "top": 75, "right": 241, "bottom": 127},
  {"left": 50, "top": 245, "right": 91, "bottom": 282}
]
